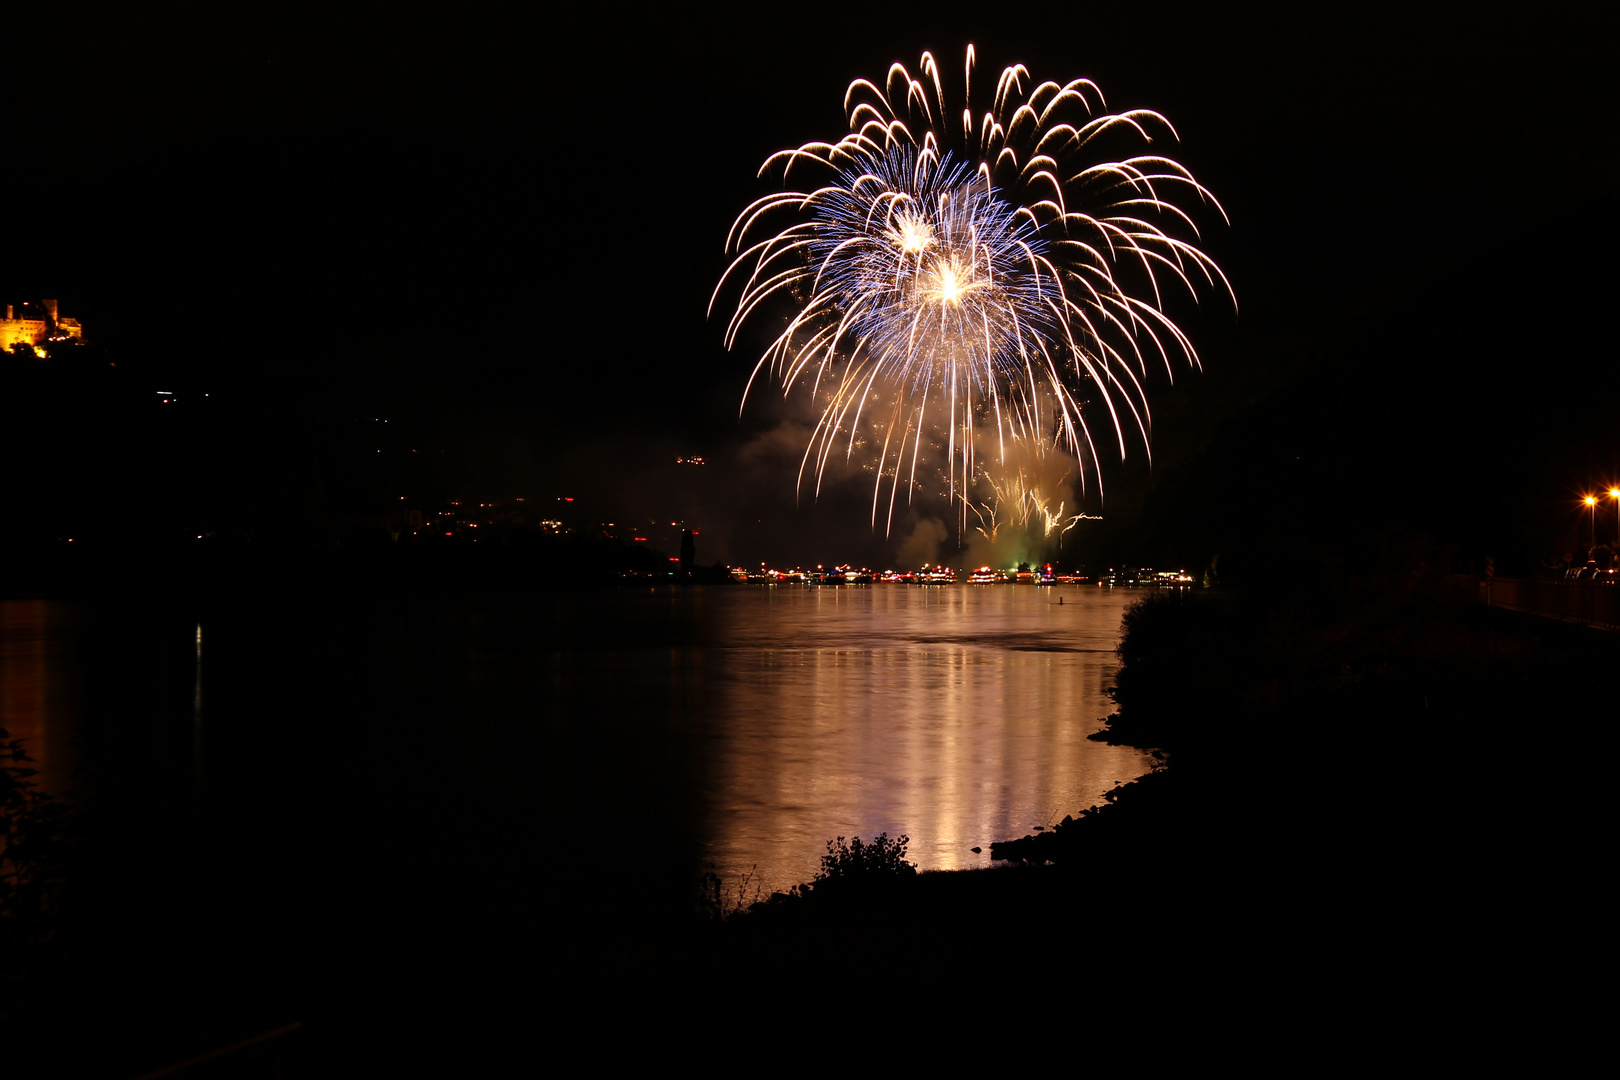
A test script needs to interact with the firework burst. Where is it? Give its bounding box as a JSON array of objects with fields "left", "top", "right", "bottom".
[
  {"left": 713, "top": 47, "right": 1232, "bottom": 535},
  {"left": 967, "top": 464, "right": 1100, "bottom": 546}
]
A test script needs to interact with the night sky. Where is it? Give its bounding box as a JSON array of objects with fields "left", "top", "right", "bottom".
[{"left": 6, "top": 1, "right": 1616, "bottom": 569}]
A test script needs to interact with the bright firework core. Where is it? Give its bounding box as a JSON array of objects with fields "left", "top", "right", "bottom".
[
  {"left": 811, "top": 151, "right": 1056, "bottom": 396},
  {"left": 714, "top": 48, "right": 1232, "bottom": 538}
]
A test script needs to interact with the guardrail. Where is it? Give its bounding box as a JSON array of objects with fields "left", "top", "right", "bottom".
[{"left": 1460, "top": 574, "right": 1620, "bottom": 631}]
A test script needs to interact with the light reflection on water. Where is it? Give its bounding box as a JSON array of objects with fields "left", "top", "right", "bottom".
[
  {"left": 684, "top": 585, "right": 1149, "bottom": 897},
  {"left": 0, "top": 585, "right": 1148, "bottom": 914},
  {"left": 0, "top": 599, "right": 82, "bottom": 796}
]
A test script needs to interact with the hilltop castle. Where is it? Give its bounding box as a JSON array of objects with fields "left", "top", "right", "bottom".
[{"left": 0, "top": 299, "right": 84, "bottom": 352}]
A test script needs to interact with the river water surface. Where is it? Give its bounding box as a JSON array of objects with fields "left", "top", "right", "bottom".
[
  {"left": 4, "top": 583, "right": 1152, "bottom": 1063},
  {"left": 5, "top": 583, "right": 1147, "bottom": 907},
  {"left": 656, "top": 584, "right": 1149, "bottom": 895}
]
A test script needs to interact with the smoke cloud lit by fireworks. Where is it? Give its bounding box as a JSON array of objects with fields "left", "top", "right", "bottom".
[{"left": 713, "top": 47, "right": 1232, "bottom": 547}]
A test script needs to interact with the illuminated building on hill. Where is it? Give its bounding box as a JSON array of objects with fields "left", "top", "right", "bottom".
[{"left": 1, "top": 299, "right": 84, "bottom": 352}]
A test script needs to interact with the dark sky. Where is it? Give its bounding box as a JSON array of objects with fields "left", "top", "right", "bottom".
[{"left": 6, "top": 1, "right": 1616, "bottom": 565}]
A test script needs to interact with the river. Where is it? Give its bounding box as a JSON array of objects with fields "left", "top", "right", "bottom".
[
  {"left": 3, "top": 582, "right": 1149, "bottom": 1063},
  {"left": 4, "top": 584, "right": 1148, "bottom": 904}
]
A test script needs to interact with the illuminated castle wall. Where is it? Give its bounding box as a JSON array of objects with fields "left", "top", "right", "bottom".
[{"left": 0, "top": 300, "right": 84, "bottom": 351}]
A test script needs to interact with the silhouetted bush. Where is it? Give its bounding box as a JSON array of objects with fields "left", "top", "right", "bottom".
[
  {"left": 814, "top": 834, "right": 916, "bottom": 884},
  {"left": 696, "top": 863, "right": 764, "bottom": 921}
]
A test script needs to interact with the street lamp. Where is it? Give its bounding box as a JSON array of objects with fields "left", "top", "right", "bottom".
[
  {"left": 1609, "top": 488, "right": 1620, "bottom": 546},
  {"left": 1584, "top": 495, "right": 1598, "bottom": 551}
]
